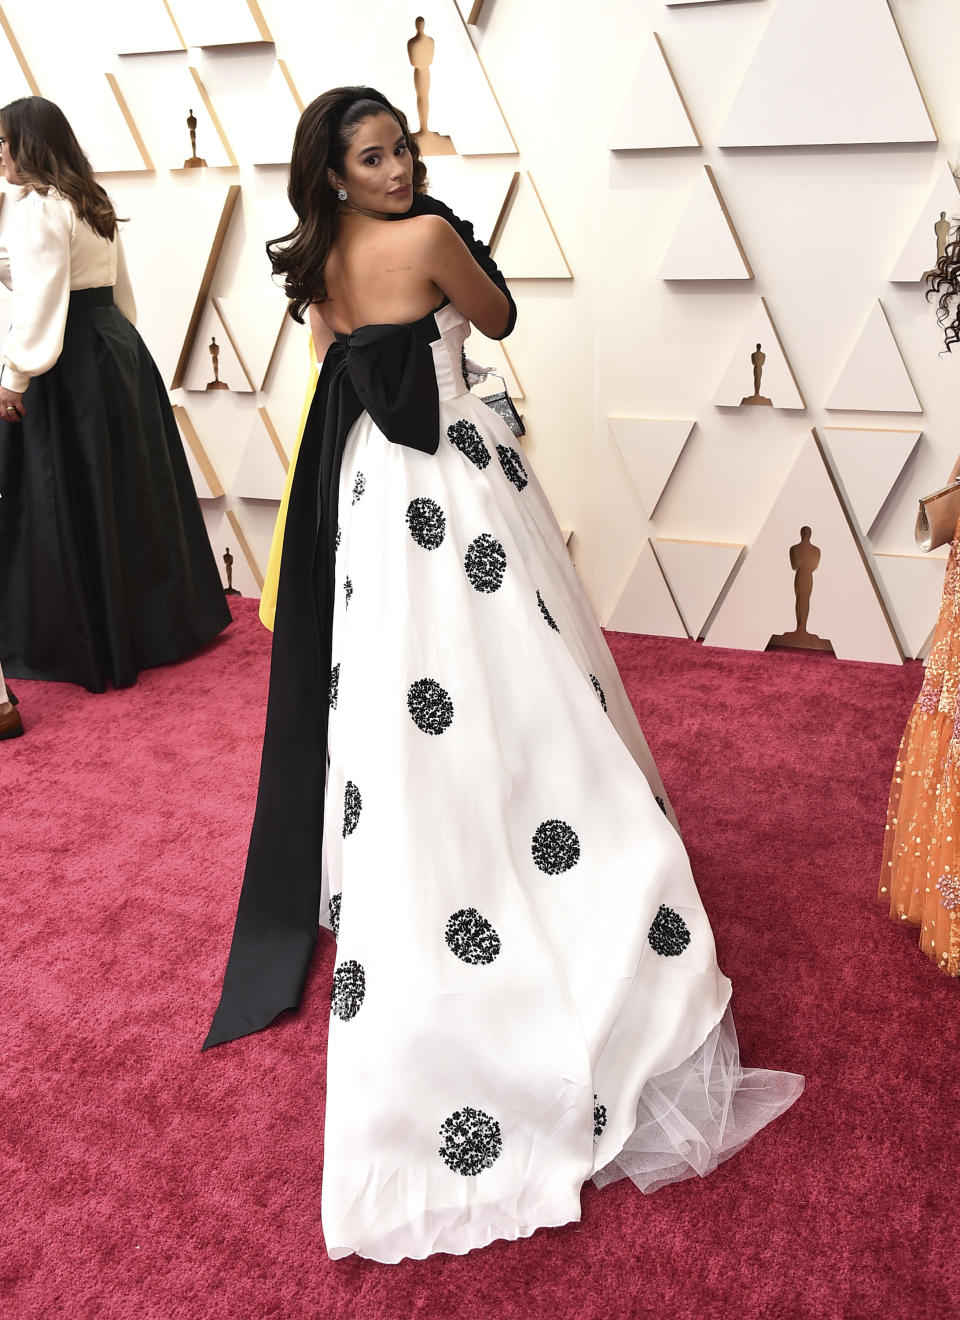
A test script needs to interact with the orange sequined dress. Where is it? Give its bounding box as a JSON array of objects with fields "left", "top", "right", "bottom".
[{"left": 881, "top": 524, "right": 960, "bottom": 976}]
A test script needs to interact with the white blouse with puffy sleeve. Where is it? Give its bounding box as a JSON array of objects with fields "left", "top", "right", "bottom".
[{"left": 0, "top": 188, "right": 136, "bottom": 393}]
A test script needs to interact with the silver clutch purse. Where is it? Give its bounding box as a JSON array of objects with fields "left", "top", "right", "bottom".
[{"left": 481, "top": 375, "right": 525, "bottom": 440}]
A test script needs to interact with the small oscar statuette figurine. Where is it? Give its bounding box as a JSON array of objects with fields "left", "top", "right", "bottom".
[
  {"left": 768, "top": 526, "right": 834, "bottom": 653},
  {"left": 407, "top": 17, "right": 455, "bottom": 156},
  {"left": 925, "top": 211, "right": 952, "bottom": 277},
  {"left": 184, "top": 108, "right": 207, "bottom": 169},
  {"left": 741, "top": 343, "right": 772, "bottom": 407},
  {"left": 206, "top": 335, "right": 229, "bottom": 391},
  {"left": 222, "top": 546, "right": 240, "bottom": 596}
]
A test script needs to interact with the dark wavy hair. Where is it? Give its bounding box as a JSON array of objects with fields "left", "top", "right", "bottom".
[
  {"left": 0, "top": 96, "right": 122, "bottom": 240},
  {"left": 927, "top": 207, "right": 960, "bottom": 352},
  {"left": 267, "top": 86, "right": 428, "bottom": 323}
]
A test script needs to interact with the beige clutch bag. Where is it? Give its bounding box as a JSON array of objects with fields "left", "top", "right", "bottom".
[{"left": 916, "top": 479, "right": 960, "bottom": 551}]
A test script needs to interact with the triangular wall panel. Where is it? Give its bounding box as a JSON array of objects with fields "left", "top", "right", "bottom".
[
  {"left": 232, "top": 409, "right": 289, "bottom": 501},
  {"left": 712, "top": 299, "right": 806, "bottom": 409},
  {"left": 873, "top": 553, "right": 948, "bottom": 659},
  {"left": 825, "top": 302, "right": 921, "bottom": 413},
  {"left": 719, "top": 0, "right": 936, "bottom": 147},
  {"left": 653, "top": 539, "right": 745, "bottom": 639},
  {"left": 206, "top": 510, "right": 264, "bottom": 595},
  {"left": 705, "top": 434, "right": 902, "bottom": 663},
  {"left": 606, "top": 540, "right": 688, "bottom": 638},
  {"left": 491, "top": 173, "right": 571, "bottom": 279},
  {"left": 214, "top": 295, "right": 287, "bottom": 391},
  {"left": 890, "top": 164, "right": 960, "bottom": 282},
  {"left": 422, "top": 158, "right": 518, "bottom": 246},
  {"left": 658, "top": 166, "right": 753, "bottom": 280},
  {"left": 172, "top": 405, "right": 224, "bottom": 499},
  {"left": 819, "top": 426, "right": 921, "bottom": 534},
  {"left": 165, "top": 0, "right": 271, "bottom": 47},
  {"left": 607, "top": 418, "right": 695, "bottom": 517},
  {"left": 609, "top": 32, "right": 701, "bottom": 150},
  {"left": 182, "top": 302, "right": 253, "bottom": 393},
  {"left": 198, "top": 49, "right": 302, "bottom": 166}
]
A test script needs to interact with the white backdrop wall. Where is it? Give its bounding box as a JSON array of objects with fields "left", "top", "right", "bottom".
[{"left": 2, "top": 0, "right": 959, "bottom": 661}]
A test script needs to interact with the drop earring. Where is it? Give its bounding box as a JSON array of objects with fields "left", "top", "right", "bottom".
[{"left": 336, "top": 187, "right": 347, "bottom": 202}]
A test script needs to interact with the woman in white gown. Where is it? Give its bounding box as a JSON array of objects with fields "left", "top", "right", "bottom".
[{"left": 204, "top": 86, "right": 803, "bottom": 1264}]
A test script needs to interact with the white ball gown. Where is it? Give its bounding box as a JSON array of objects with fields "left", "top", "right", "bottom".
[{"left": 205, "top": 299, "right": 803, "bottom": 1265}]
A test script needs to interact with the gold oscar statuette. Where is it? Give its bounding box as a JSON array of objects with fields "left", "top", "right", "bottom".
[
  {"left": 206, "top": 336, "right": 229, "bottom": 391},
  {"left": 768, "top": 526, "right": 834, "bottom": 653},
  {"left": 407, "top": 17, "right": 455, "bottom": 156},
  {"left": 741, "top": 343, "right": 772, "bottom": 407},
  {"left": 184, "top": 108, "right": 207, "bottom": 169}
]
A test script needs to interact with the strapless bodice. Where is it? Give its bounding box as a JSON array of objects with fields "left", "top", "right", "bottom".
[{"left": 427, "top": 304, "right": 470, "bottom": 402}]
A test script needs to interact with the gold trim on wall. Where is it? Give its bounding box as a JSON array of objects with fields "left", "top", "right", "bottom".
[
  {"left": 170, "top": 184, "right": 241, "bottom": 390},
  {"left": 104, "top": 73, "right": 154, "bottom": 172},
  {"left": 172, "top": 404, "right": 224, "bottom": 497},
  {"left": 0, "top": 5, "right": 40, "bottom": 95}
]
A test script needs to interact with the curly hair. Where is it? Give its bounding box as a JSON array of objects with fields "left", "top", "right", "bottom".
[
  {"left": 927, "top": 206, "right": 960, "bottom": 352},
  {"left": 267, "top": 86, "right": 428, "bottom": 324},
  {"left": 0, "top": 96, "right": 122, "bottom": 241}
]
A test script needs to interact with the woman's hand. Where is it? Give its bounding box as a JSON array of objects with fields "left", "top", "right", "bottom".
[{"left": 0, "top": 386, "right": 25, "bottom": 421}]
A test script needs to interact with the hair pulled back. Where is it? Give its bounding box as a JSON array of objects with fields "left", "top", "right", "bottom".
[
  {"left": 267, "top": 86, "right": 427, "bottom": 323},
  {"left": 0, "top": 96, "right": 121, "bottom": 241}
]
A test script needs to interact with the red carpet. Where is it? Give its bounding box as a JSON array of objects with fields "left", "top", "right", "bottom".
[{"left": 3, "top": 598, "right": 956, "bottom": 1319}]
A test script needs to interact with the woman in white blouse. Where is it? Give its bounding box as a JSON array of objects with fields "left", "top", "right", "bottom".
[{"left": 0, "top": 96, "right": 230, "bottom": 693}]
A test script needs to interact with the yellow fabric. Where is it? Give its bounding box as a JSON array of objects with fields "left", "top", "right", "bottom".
[{"left": 258, "top": 336, "right": 320, "bottom": 631}]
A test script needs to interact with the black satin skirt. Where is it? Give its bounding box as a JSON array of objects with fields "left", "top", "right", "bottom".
[{"left": 0, "top": 287, "right": 231, "bottom": 692}]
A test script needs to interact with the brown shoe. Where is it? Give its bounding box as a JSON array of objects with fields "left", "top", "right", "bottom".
[
  {"left": 0, "top": 705, "right": 23, "bottom": 740},
  {"left": 4, "top": 685, "right": 16, "bottom": 706}
]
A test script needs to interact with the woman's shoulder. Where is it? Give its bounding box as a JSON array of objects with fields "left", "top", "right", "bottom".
[
  {"left": 387, "top": 212, "right": 456, "bottom": 254},
  {"left": 14, "top": 188, "right": 75, "bottom": 228}
]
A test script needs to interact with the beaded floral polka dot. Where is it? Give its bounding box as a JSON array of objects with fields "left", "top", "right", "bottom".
[
  {"left": 532, "top": 819, "right": 580, "bottom": 874},
  {"left": 407, "top": 678, "right": 455, "bottom": 735},
  {"left": 936, "top": 873, "right": 960, "bottom": 910},
  {"left": 655, "top": 796, "right": 667, "bottom": 815},
  {"left": 329, "top": 893, "right": 341, "bottom": 939},
  {"left": 329, "top": 663, "right": 339, "bottom": 710},
  {"left": 648, "top": 905, "right": 691, "bottom": 957},
  {"left": 594, "top": 1095, "right": 607, "bottom": 1139},
  {"left": 590, "top": 675, "right": 607, "bottom": 712},
  {"left": 438, "top": 1106, "right": 502, "bottom": 1176},
  {"left": 406, "top": 497, "right": 446, "bottom": 550},
  {"left": 464, "top": 534, "right": 507, "bottom": 593},
  {"left": 447, "top": 419, "right": 491, "bottom": 469},
  {"left": 497, "top": 444, "right": 528, "bottom": 492},
  {"left": 344, "top": 576, "right": 353, "bottom": 609},
  {"left": 336, "top": 524, "right": 341, "bottom": 550},
  {"left": 537, "top": 591, "right": 559, "bottom": 632},
  {"left": 343, "top": 781, "right": 362, "bottom": 837},
  {"left": 331, "top": 960, "right": 365, "bottom": 1020},
  {"left": 352, "top": 472, "right": 366, "bottom": 505},
  {"left": 445, "top": 908, "right": 502, "bottom": 965}
]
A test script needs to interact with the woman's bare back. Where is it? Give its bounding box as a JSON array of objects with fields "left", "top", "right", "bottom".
[{"left": 318, "top": 214, "right": 443, "bottom": 336}]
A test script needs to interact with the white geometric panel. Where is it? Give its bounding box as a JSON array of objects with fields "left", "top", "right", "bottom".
[
  {"left": 232, "top": 409, "right": 288, "bottom": 501},
  {"left": 658, "top": 166, "right": 753, "bottom": 280},
  {"left": 214, "top": 295, "right": 286, "bottom": 391},
  {"left": 719, "top": 0, "right": 936, "bottom": 147},
  {"left": 712, "top": 299, "right": 806, "bottom": 409},
  {"left": 873, "top": 553, "right": 947, "bottom": 659},
  {"left": 607, "top": 418, "right": 695, "bottom": 517},
  {"left": 206, "top": 510, "right": 264, "bottom": 595},
  {"left": 0, "top": 11, "right": 38, "bottom": 99},
  {"left": 182, "top": 303, "right": 252, "bottom": 393},
  {"left": 108, "top": 0, "right": 184, "bottom": 54},
  {"left": 491, "top": 173, "right": 571, "bottom": 279},
  {"left": 421, "top": 157, "right": 518, "bottom": 246},
  {"left": 819, "top": 426, "right": 921, "bottom": 535},
  {"left": 825, "top": 302, "right": 921, "bottom": 413},
  {"left": 197, "top": 47, "right": 302, "bottom": 167},
  {"left": 705, "top": 435, "right": 902, "bottom": 664},
  {"left": 667, "top": 0, "right": 746, "bottom": 5},
  {"left": 165, "top": 0, "right": 271, "bottom": 47},
  {"left": 609, "top": 32, "right": 701, "bottom": 150},
  {"left": 653, "top": 539, "right": 745, "bottom": 639},
  {"left": 606, "top": 540, "right": 688, "bottom": 638},
  {"left": 112, "top": 54, "right": 235, "bottom": 170},
  {"left": 172, "top": 404, "right": 224, "bottom": 499},
  {"left": 463, "top": 327, "right": 524, "bottom": 400},
  {"left": 890, "top": 164, "right": 960, "bottom": 282}
]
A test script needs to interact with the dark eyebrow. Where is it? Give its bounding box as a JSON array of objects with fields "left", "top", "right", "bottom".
[{"left": 355, "top": 133, "right": 406, "bottom": 156}]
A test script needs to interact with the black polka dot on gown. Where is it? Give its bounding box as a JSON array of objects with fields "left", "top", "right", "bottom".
[
  {"left": 590, "top": 675, "right": 607, "bottom": 712},
  {"left": 331, "top": 959, "right": 365, "bottom": 1020},
  {"left": 447, "top": 419, "right": 491, "bottom": 469},
  {"left": 648, "top": 904, "right": 691, "bottom": 957},
  {"left": 537, "top": 590, "right": 559, "bottom": 632},
  {"left": 531, "top": 820, "right": 580, "bottom": 874},
  {"left": 594, "top": 1095, "right": 607, "bottom": 1139},
  {"left": 406, "top": 497, "right": 446, "bottom": 550},
  {"left": 497, "top": 444, "right": 528, "bottom": 491},
  {"left": 336, "top": 524, "right": 342, "bottom": 550},
  {"left": 407, "top": 678, "right": 454, "bottom": 735},
  {"left": 655, "top": 796, "right": 667, "bottom": 815},
  {"left": 438, "top": 1106, "right": 502, "bottom": 1176},
  {"left": 343, "top": 781, "right": 361, "bottom": 837},
  {"left": 445, "top": 908, "right": 502, "bottom": 965},
  {"left": 464, "top": 534, "right": 507, "bottom": 593},
  {"left": 352, "top": 472, "right": 366, "bottom": 505},
  {"left": 329, "top": 893, "right": 341, "bottom": 939},
  {"left": 344, "top": 576, "right": 353, "bottom": 609},
  {"left": 329, "top": 663, "right": 340, "bottom": 710}
]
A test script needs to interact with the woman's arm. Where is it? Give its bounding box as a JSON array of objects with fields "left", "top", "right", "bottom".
[
  {"left": 418, "top": 216, "right": 511, "bottom": 339},
  {"left": 1, "top": 192, "right": 73, "bottom": 394},
  {"left": 308, "top": 303, "right": 336, "bottom": 363}
]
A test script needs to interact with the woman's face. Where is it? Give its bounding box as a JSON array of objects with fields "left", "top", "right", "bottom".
[
  {"left": 0, "top": 128, "right": 20, "bottom": 185},
  {"left": 331, "top": 111, "right": 414, "bottom": 217}
]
